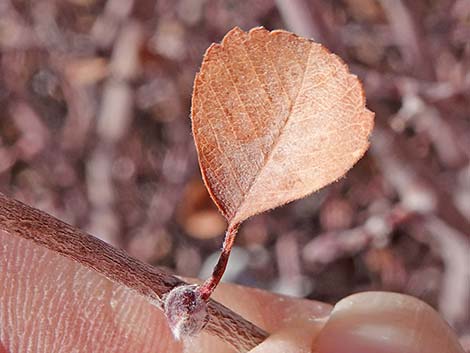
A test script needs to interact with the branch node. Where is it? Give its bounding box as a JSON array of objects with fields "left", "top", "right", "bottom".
[{"left": 163, "top": 284, "right": 209, "bottom": 339}]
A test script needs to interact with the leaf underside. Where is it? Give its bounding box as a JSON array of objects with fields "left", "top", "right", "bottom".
[{"left": 191, "top": 27, "right": 374, "bottom": 225}]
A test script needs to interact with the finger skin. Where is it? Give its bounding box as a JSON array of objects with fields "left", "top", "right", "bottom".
[
  {"left": 0, "top": 231, "right": 331, "bottom": 353},
  {"left": 0, "top": 230, "right": 181, "bottom": 353},
  {"left": 312, "top": 292, "right": 465, "bottom": 353},
  {"left": 0, "top": 341, "right": 8, "bottom": 353},
  {"left": 1, "top": 231, "right": 464, "bottom": 353}
]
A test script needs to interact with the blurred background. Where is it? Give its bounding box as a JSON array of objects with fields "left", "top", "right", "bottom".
[{"left": 0, "top": 0, "right": 469, "bottom": 348}]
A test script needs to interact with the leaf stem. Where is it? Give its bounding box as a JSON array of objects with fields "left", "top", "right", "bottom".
[{"left": 199, "top": 223, "right": 240, "bottom": 301}]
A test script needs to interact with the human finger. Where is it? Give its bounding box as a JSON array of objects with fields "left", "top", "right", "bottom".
[
  {"left": 0, "top": 230, "right": 332, "bottom": 353},
  {"left": 311, "top": 292, "right": 465, "bottom": 353}
]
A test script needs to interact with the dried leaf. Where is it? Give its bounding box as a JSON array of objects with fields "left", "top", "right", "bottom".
[{"left": 192, "top": 27, "right": 374, "bottom": 225}]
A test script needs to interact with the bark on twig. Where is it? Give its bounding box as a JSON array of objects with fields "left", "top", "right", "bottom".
[{"left": 0, "top": 192, "right": 268, "bottom": 352}]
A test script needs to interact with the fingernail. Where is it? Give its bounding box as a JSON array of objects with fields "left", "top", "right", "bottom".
[{"left": 312, "top": 292, "right": 464, "bottom": 353}]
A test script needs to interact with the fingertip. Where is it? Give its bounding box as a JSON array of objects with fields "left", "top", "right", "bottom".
[{"left": 312, "top": 292, "right": 465, "bottom": 353}]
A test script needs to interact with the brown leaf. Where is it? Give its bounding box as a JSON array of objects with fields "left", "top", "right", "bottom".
[{"left": 192, "top": 27, "right": 374, "bottom": 225}]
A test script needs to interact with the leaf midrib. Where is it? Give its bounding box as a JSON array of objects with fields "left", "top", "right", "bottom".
[{"left": 229, "top": 40, "right": 313, "bottom": 224}]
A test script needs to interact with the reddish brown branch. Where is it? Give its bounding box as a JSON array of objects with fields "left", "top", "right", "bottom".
[{"left": 0, "top": 192, "right": 268, "bottom": 352}]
